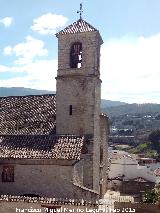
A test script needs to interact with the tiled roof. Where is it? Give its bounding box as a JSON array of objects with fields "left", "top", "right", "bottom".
[
  {"left": 0, "top": 94, "right": 56, "bottom": 135},
  {"left": 129, "top": 177, "right": 150, "bottom": 182},
  {"left": 0, "top": 195, "right": 98, "bottom": 206},
  {"left": 154, "top": 168, "right": 160, "bottom": 176},
  {"left": 56, "top": 19, "right": 98, "bottom": 36},
  {"left": 0, "top": 135, "right": 84, "bottom": 160}
]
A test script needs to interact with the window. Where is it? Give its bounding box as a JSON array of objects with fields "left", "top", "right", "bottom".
[
  {"left": 100, "top": 147, "right": 103, "bottom": 163},
  {"left": 69, "top": 105, "right": 72, "bottom": 115},
  {"left": 2, "top": 166, "right": 14, "bottom": 182},
  {"left": 70, "top": 42, "right": 82, "bottom": 68}
]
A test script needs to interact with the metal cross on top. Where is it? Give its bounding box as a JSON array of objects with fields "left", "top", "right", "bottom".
[{"left": 77, "top": 3, "right": 83, "bottom": 19}]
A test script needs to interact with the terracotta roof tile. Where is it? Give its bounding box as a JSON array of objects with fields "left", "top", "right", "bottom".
[
  {"left": 56, "top": 19, "right": 97, "bottom": 36},
  {"left": 0, "top": 135, "right": 84, "bottom": 160},
  {"left": 0, "top": 94, "right": 56, "bottom": 135},
  {"left": 0, "top": 195, "right": 98, "bottom": 206}
]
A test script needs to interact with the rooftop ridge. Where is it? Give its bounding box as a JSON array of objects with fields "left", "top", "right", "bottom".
[
  {"left": 0, "top": 134, "right": 84, "bottom": 138},
  {"left": 56, "top": 18, "right": 98, "bottom": 36},
  {"left": 0, "top": 93, "right": 55, "bottom": 99},
  {"left": 0, "top": 195, "right": 98, "bottom": 206}
]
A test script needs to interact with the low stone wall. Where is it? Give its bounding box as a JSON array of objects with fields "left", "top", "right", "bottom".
[
  {"left": 0, "top": 195, "right": 98, "bottom": 213},
  {"left": 0, "top": 201, "right": 98, "bottom": 213},
  {"left": 114, "top": 202, "right": 160, "bottom": 213},
  {"left": 73, "top": 183, "right": 99, "bottom": 201}
]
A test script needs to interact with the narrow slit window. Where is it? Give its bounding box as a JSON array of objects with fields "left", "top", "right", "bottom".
[
  {"left": 69, "top": 105, "right": 72, "bottom": 115},
  {"left": 70, "top": 42, "right": 82, "bottom": 68},
  {"left": 100, "top": 147, "right": 103, "bottom": 163}
]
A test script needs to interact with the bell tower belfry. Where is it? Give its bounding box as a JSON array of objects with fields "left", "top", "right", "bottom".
[{"left": 56, "top": 18, "right": 103, "bottom": 136}]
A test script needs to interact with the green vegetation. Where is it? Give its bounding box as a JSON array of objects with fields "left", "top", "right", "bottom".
[
  {"left": 104, "top": 103, "right": 160, "bottom": 116},
  {"left": 129, "top": 142, "right": 149, "bottom": 153},
  {"left": 149, "top": 130, "right": 160, "bottom": 152},
  {"left": 144, "top": 185, "right": 160, "bottom": 204},
  {"left": 128, "top": 142, "right": 158, "bottom": 158},
  {"left": 128, "top": 130, "right": 160, "bottom": 159}
]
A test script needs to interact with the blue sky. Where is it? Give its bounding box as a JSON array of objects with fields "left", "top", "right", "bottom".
[{"left": 0, "top": 0, "right": 160, "bottom": 103}]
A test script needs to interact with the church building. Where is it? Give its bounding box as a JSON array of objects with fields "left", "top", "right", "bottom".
[{"left": 0, "top": 13, "right": 109, "bottom": 201}]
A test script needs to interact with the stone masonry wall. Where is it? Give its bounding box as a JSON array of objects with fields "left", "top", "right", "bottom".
[
  {"left": 0, "top": 159, "right": 99, "bottom": 200},
  {"left": 0, "top": 161, "right": 73, "bottom": 198},
  {"left": 56, "top": 76, "right": 101, "bottom": 135},
  {"left": 56, "top": 28, "right": 103, "bottom": 195},
  {"left": 56, "top": 31, "right": 102, "bottom": 135},
  {"left": 92, "top": 83, "right": 101, "bottom": 192},
  {"left": 57, "top": 31, "right": 102, "bottom": 72},
  {"left": 100, "top": 115, "right": 110, "bottom": 197}
]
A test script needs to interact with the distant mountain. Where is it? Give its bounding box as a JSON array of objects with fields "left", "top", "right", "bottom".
[
  {"left": 1, "top": 87, "right": 160, "bottom": 116},
  {"left": 0, "top": 87, "right": 55, "bottom": 97},
  {"left": 103, "top": 103, "right": 160, "bottom": 116},
  {"left": 0, "top": 87, "right": 127, "bottom": 108},
  {"left": 101, "top": 99, "right": 126, "bottom": 108}
]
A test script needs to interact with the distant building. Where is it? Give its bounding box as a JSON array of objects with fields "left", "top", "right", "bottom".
[
  {"left": 108, "top": 150, "right": 160, "bottom": 194},
  {"left": 138, "top": 157, "right": 156, "bottom": 165}
]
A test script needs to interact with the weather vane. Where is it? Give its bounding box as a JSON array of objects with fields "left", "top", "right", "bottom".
[{"left": 77, "top": 3, "right": 83, "bottom": 19}]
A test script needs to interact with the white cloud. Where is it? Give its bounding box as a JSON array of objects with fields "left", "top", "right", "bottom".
[
  {"left": 1, "top": 36, "right": 54, "bottom": 89},
  {"left": 0, "top": 59, "right": 57, "bottom": 91},
  {"left": 22, "top": 59, "right": 57, "bottom": 90},
  {"left": 4, "top": 36, "right": 48, "bottom": 65},
  {"left": 101, "top": 34, "right": 160, "bottom": 103},
  {"left": 3, "top": 46, "right": 12, "bottom": 55},
  {"left": 0, "top": 17, "right": 14, "bottom": 27},
  {"left": 0, "top": 65, "right": 10, "bottom": 72},
  {"left": 1, "top": 33, "right": 160, "bottom": 103},
  {"left": 31, "top": 13, "right": 68, "bottom": 35}
]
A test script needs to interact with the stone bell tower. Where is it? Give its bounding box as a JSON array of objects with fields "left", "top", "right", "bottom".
[
  {"left": 55, "top": 9, "right": 105, "bottom": 193},
  {"left": 56, "top": 18, "right": 103, "bottom": 136}
]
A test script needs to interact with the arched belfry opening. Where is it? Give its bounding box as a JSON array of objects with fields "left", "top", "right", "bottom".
[{"left": 70, "top": 42, "right": 82, "bottom": 68}]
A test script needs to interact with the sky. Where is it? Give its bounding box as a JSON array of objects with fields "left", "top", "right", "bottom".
[{"left": 0, "top": 0, "right": 160, "bottom": 104}]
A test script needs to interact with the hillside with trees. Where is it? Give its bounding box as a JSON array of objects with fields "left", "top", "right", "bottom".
[
  {"left": 102, "top": 103, "right": 160, "bottom": 116},
  {"left": 127, "top": 130, "right": 160, "bottom": 159},
  {"left": 1, "top": 87, "right": 160, "bottom": 149}
]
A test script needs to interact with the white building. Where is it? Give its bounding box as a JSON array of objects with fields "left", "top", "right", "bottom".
[{"left": 109, "top": 150, "right": 160, "bottom": 184}]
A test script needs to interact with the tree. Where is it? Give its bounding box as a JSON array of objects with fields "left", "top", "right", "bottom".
[
  {"left": 144, "top": 190, "right": 158, "bottom": 203},
  {"left": 144, "top": 184, "right": 160, "bottom": 204},
  {"left": 148, "top": 130, "right": 160, "bottom": 151}
]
